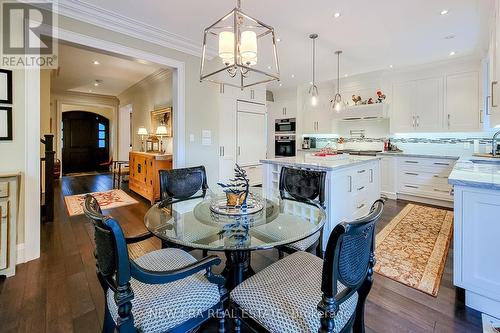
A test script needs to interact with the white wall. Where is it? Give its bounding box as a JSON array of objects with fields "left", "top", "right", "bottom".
[
  {"left": 0, "top": 70, "right": 26, "bottom": 245},
  {"left": 118, "top": 69, "right": 173, "bottom": 154}
]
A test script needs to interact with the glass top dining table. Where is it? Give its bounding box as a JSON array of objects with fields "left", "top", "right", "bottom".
[{"left": 144, "top": 187, "right": 326, "bottom": 289}]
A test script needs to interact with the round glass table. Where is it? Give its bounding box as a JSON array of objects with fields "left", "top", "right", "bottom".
[{"left": 144, "top": 187, "right": 326, "bottom": 289}]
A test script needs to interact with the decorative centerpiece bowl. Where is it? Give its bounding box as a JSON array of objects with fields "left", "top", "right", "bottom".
[{"left": 210, "top": 164, "right": 264, "bottom": 216}]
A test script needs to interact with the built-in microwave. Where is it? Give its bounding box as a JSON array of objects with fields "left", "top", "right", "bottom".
[
  {"left": 275, "top": 135, "right": 296, "bottom": 157},
  {"left": 275, "top": 118, "right": 296, "bottom": 134}
]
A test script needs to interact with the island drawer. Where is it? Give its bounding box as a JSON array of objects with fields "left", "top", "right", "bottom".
[
  {"left": 400, "top": 170, "right": 450, "bottom": 187},
  {"left": 398, "top": 157, "right": 456, "bottom": 171}
]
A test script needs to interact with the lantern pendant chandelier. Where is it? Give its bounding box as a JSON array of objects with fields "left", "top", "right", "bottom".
[
  {"left": 331, "top": 50, "right": 347, "bottom": 112},
  {"left": 199, "top": 0, "right": 280, "bottom": 90},
  {"left": 308, "top": 33, "right": 319, "bottom": 106}
]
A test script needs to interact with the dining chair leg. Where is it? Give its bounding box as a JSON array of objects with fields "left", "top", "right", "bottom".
[
  {"left": 202, "top": 250, "right": 208, "bottom": 257},
  {"left": 234, "top": 317, "right": 241, "bottom": 333},
  {"left": 217, "top": 309, "right": 225, "bottom": 333},
  {"left": 278, "top": 250, "right": 284, "bottom": 259}
]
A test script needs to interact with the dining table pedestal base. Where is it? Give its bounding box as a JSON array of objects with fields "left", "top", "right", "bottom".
[{"left": 223, "top": 250, "right": 255, "bottom": 290}]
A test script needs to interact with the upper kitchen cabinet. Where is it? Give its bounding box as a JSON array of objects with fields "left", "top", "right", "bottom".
[
  {"left": 416, "top": 77, "right": 444, "bottom": 131},
  {"left": 391, "top": 68, "right": 480, "bottom": 133},
  {"left": 218, "top": 84, "right": 267, "bottom": 104},
  {"left": 272, "top": 100, "right": 297, "bottom": 118},
  {"left": 391, "top": 81, "right": 418, "bottom": 132},
  {"left": 446, "top": 72, "right": 480, "bottom": 131},
  {"left": 391, "top": 78, "right": 443, "bottom": 133},
  {"left": 486, "top": 0, "right": 500, "bottom": 128}
]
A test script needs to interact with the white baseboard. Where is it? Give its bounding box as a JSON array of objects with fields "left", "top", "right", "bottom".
[
  {"left": 381, "top": 191, "right": 397, "bottom": 200},
  {"left": 16, "top": 243, "right": 25, "bottom": 265},
  {"left": 397, "top": 193, "right": 453, "bottom": 208}
]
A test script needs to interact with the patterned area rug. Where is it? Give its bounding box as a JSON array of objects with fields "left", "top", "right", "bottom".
[
  {"left": 374, "top": 204, "right": 453, "bottom": 296},
  {"left": 64, "top": 189, "right": 138, "bottom": 216}
]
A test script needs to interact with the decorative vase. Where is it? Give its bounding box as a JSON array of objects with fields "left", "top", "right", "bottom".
[{"left": 226, "top": 192, "right": 247, "bottom": 207}]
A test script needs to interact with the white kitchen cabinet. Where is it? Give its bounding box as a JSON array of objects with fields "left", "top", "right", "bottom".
[
  {"left": 391, "top": 81, "right": 416, "bottom": 132},
  {"left": 273, "top": 100, "right": 296, "bottom": 118},
  {"left": 396, "top": 157, "right": 455, "bottom": 202},
  {"left": 488, "top": 0, "right": 500, "bottom": 128},
  {"left": 218, "top": 97, "right": 237, "bottom": 183},
  {"left": 302, "top": 109, "right": 332, "bottom": 134},
  {"left": 380, "top": 156, "right": 397, "bottom": 199},
  {"left": 416, "top": 77, "right": 444, "bottom": 131},
  {"left": 391, "top": 78, "right": 443, "bottom": 132},
  {"left": 454, "top": 185, "right": 500, "bottom": 318},
  {"left": 237, "top": 105, "right": 267, "bottom": 167},
  {"left": 446, "top": 72, "right": 480, "bottom": 131}
]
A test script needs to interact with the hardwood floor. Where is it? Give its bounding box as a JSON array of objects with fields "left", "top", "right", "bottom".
[{"left": 0, "top": 174, "right": 483, "bottom": 333}]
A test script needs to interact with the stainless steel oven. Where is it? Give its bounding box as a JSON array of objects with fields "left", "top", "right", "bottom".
[
  {"left": 275, "top": 118, "right": 296, "bottom": 134},
  {"left": 275, "top": 135, "right": 296, "bottom": 157}
]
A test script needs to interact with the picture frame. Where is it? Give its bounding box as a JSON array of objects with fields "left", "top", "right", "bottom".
[
  {"left": 0, "top": 107, "right": 13, "bottom": 141},
  {"left": 0, "top": 70, "right": 13, "bottom": 104},
  {"left": 150, "top": 107, "right": 172, "bottom": 137}
]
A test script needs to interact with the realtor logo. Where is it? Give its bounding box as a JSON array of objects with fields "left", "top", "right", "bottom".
[{"left": 1, "top": 1, "right": 58, "bottom": 68}]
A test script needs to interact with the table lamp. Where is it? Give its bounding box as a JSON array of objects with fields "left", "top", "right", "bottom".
[
  {"left": 137, "top": 127, "right": 148, "bottom": 152},
  {"left": 156, "top": 125, "right": 168, "bottom": 153}
]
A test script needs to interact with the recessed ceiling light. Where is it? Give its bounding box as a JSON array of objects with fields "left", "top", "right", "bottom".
[
  {"left": 267, "top": 65, "right": 272, "bottom": 70},
  {"left": 276, "top": 38, "right": 281, "bottom": 42},
  {"left": 344, "top": 74, "right": 348, "bottom": 78},
  {"left": 89, "top": 89, "right": 93, "bottom": 93},
  {"left": 333, "top": 12, "right": 341, "bottom": 18},
  {"left": 279, "top": 83, "right": 282, "bottom": 87},
  {"left": 440, "top": 9, "right": 449, "bottom": 15},
  {"left": 389, "top": 64, "right": 393, "bottom": 69},
  {"left": 94, "top": 82, "right": 99, "bottom": 86},
  {"left": 93, "top": 60, "right": 100, "bottom": 65},
  {"left": 444, "top": 34, "right": 456, "bottom": 40},
  {"left": 291, "top": 74, "right": 295, "bottom": 78},
  {"left": 449, "top": 51, "right": 456, "bottom": 56}
]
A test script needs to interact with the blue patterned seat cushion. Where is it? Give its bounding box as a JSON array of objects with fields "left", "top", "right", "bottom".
[
  {"left": 231, "top": 251, "right": 358, "bottom": 333},
  {"left": 107, "top": 248, "right": 220, "bottom": 332}
]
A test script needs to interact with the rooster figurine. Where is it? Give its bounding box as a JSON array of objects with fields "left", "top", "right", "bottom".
[{"left": 376, "top": 91, "right": 386, "bottom": 103}]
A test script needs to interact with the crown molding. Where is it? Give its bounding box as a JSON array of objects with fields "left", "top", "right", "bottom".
[
  {"left": 118, "top": 68, "right": 171, "bottom": 97},
  {"left": 55, "top": 0, "right": 204, "bottom": 58}
]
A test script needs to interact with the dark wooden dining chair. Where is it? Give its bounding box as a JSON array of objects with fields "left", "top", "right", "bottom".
[
  {"left": 158, "top": 166, "right": 208, "bottom": 206},
  {"left": 230, "top": 200, "right": 384, "bottom": 333},
  {"left": 277, "top": 166, "right": 327, "bottom": 258},
  {"left": 83, "top": 195, "right": 226, "bottom": 333},
  {"left": 158, "top": 166, "right": 210, "bottom": 255}
]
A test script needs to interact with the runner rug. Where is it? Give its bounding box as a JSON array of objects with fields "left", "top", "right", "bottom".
[
  {"left": 374, "top": 203, "right": 453, "bottom": 296},
  {"left": 64, "top": 189, "right": 137, "bottom": 216}
]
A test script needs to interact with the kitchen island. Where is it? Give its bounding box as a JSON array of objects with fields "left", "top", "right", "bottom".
[
  {"left": 448, "top": 157, "right": 500, "bottom": 318},
  {"left": 260, "top": 154, "right": 381, "bottom": 251}
]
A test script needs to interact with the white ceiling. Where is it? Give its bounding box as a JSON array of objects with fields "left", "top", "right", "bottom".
[
  {"left": 51, "top": 43, "right": 162, "bottom": 96},
  {"left": 62, "top": 0, "right": 493, "bottom": 89}
]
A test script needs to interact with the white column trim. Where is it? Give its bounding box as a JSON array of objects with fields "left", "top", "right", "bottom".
[{"left": 24, "top": 68, "right": 41, "bottom": 262}]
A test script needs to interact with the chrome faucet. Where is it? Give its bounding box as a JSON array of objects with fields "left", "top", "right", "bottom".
[{"left": 493, "top": 130, "right": 500, "bottom": 156}]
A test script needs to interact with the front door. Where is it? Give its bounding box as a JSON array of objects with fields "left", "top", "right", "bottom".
[{"left": 62, "top": 111, "right": 110, "bottom": 174}]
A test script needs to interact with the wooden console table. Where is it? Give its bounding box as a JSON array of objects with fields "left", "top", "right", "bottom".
[{"left": 129, "top": 152, "right": 172, "bottom": 204}]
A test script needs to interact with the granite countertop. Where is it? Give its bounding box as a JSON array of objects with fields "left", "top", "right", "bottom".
[
  {"left": 377, "top": 151, "right": 460, "bottom": 160},
  {"left": 260, "top": 155, "right": 380, "bottom": 171},
  {"left": 448, "top": 157, "right": 500, "bottom": 190}
]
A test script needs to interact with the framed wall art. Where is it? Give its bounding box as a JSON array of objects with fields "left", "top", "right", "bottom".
[
  {"left": 0, "top": 70, "right": 13, "bottom": 104},
  {"left": 0, "top": 107, "right": 13, "bottom": 140},
  {"left": 150, "top": 107, "right": 172, "bottom": 137}
]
